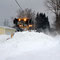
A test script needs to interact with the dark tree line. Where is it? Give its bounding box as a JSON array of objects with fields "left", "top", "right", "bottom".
[{"left": 35, "top": 13, "right": 50, "bottom": 32}]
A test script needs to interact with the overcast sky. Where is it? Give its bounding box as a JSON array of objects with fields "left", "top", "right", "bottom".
[{"left": 0, "top": 0, "right": 54, "bottom": 26}]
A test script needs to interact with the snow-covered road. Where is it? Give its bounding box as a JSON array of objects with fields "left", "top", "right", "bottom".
[{"left": 0, "top": 31, "right": 60, "bottom": 60}]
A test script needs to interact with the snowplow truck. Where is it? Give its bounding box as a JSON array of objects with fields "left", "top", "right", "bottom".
[{"left": 13, "top": 18, "right": 33, "bottom": 31}]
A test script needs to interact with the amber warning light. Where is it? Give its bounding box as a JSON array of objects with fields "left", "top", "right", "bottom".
[
  {"left": 24, "top": 18, "right": 27, "bottom": 22},
  {"left": 19, "top": 24, "right": 23, "bottom": 27},
  {"left": 18, "top": 18, "right": 21, "bottom": 21},
  {"left": 29, "top": 24, "right": 32, "bottom": 27}
]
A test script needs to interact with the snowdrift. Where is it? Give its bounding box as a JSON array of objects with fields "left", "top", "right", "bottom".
[{"left": 0, "top": 31, "right": 60, "bottom": 60}]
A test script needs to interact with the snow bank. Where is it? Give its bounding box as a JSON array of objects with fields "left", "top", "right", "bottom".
[
  {"left": 0, "top": 35, "right": 10, "bottom": 43},
  {"left": 0, "top": 31, "right": 60, "bottom": 60}
]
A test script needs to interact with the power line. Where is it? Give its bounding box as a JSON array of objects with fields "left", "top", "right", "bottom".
[{"left": 15, "top": 0, "right": 23, "bottom": 10}]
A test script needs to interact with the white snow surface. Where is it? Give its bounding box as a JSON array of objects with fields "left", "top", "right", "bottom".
[{"left": 0, "top": 31, "right": 60, "bottom": 60}]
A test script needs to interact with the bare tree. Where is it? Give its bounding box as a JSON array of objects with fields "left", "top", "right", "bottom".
[
  {"left": 46, "top": 0, "right": 60, "bottom": 14},
  {"left": 4, "top": 18, "right": 14, "bottom": 27},
  {"left": 4, "top": 19, "right": 9, "bottom": 27},
  {"left": 46, "top": 0, "right": 60, "bottom": 31},
  {"left": 17, "top": 8, "right": 35, "bottom": 20}
]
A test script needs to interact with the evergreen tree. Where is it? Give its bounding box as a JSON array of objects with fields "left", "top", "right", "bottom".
[{"left": 35, "top": 13, "right": 50, "bottom": 32}]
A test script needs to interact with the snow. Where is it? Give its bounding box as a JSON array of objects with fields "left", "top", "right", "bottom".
[
  {"left": 0, "top": 35, "right": 10, "bottom": 43},
  {"left": 0, "top": 26, "right": 16, "bottom": 30},
  {"left": 0, "top": 31, "right": 60, "bottom": 60}
]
